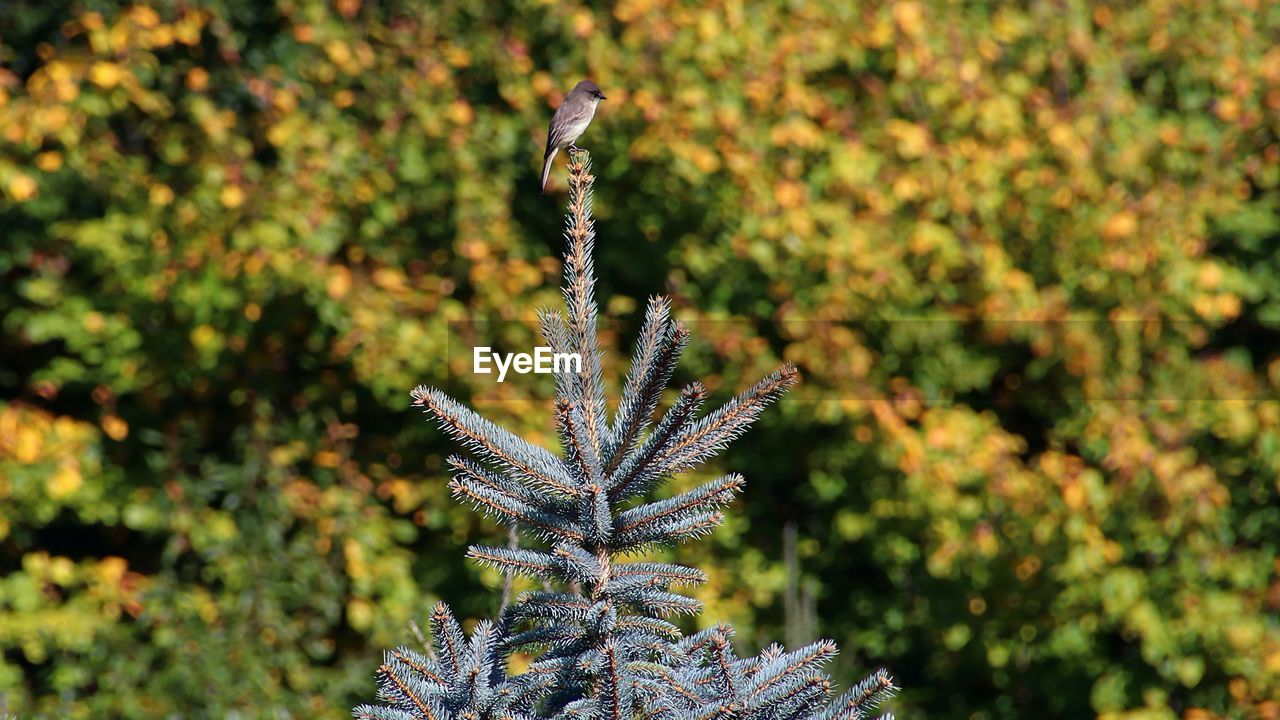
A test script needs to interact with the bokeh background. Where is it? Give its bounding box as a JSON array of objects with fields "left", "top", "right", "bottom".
[{"left": 3, "top": 1, "right": 1280, "bottom": 717}]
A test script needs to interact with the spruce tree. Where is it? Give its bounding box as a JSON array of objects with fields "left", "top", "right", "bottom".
[{"left": 354, "top": 151, "right": 897, "bottom": 720}]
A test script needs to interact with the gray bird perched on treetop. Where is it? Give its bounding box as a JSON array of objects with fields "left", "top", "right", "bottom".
[{"left": 540, "top": 80, "right": 606, "bottom": 193}]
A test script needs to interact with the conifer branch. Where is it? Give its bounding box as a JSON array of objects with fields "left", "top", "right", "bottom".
[
  {"left": 646, "top": 365, "right": 799, "bottom": 479},
  {"left": 413, "top": 387, "right": 578, "bottom": 498},
  {"left": 361, "top": 150, "right": 897, "bottom": 720},
  {"left": 606, "top": 298, "right": 689, "bottom": 472},
  {"left": 819, "top": 668, "right": 898, "bottom": 720},
  {"left": 556, "top": 397, "right": 603, "bottom": 487},
  {"left": 608, "top": 382, "right": 708, "bottom": 501}
]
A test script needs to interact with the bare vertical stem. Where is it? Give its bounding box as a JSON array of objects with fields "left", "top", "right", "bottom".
[
  {"left": 784, "top": 520, "right": 800, "bottom": 649},
  {"left": 498, "top": 525, "right": 519, "bottom": 614},
  {"left": 562, "top": 151, "right": 608, "bottom": 460}
]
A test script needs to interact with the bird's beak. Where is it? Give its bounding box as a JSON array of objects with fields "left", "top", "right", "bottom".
[{"left": 600, "top": 94, "right": 607, "bottom": 100}]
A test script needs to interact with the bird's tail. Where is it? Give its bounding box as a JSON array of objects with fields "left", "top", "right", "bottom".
[{"left": 540, "top": 146, "right": 559, "bottom": 194}]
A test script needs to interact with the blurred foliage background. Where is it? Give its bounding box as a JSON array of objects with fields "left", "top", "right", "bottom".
[{"left": 2, "top": 0, "right": 1279, "bottom": 717}]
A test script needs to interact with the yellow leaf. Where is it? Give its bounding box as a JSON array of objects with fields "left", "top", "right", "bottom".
[
  {"left": 1047, "top": 123, "right": 1074, "bottom": 147},
  {"left": 99, "top": 556, "right": 128, "bottom": 583},
  {"left": 174, "top": 14, "right": 205, "bottom": 45},
  {"left": 314, "top": 450, "right": 341, "bottom": 468},
  {"left": 49, "top": 556, "right": 75, "bottom": 585},
  {"left": 14, "top": 426, "right": 43, "bottom": 463},
  {"left": 867, "top": 17, "right": 893, "bottom": 48},
  {"left": 1193, "top": 294, "right": 1215, "bottom": 318},
  {"left": 1216, "top": 97, "right": 1240, "bottom": 122},
  {"left": 372, "top": 267, "right": 406, "bottom": 291},
  {"left": 130, "top": 6, "right": 161, "bottom": 28},
  {"left": 148, "top": 25, "right": 174, "bottom": 48},
  {"left": 150, "top": 184, "right": 174, "bottom": 205},
  {"left": 267, "top": 121, "right": 291, "bottom": 147},
  {"left": 773, "top": 180, "right": 805, "bottom": 209},
  {"left": 427, "top": 65, "right": 450, "bottom": 87},
  {"left": 443, "top": 45, "right": 471, "bottom": 68},
  {"left": 102, "top": 414, "right": 128, "bottom": 441},
  {"left": 219, "top": 185, "right": 245, "bottom": 208},
  {"left": 190, "top": 324, "right": 218, "bottom": 350},
  {"left": 186, "top": 67, "right": 209, "bottom": 91},
  {"left": 83, "top": 312, "right": 106, "bottom": 333},
  {"left": 324, "top": 40, "right": 352, "bottom": 66},
  {"left": 1266, "top": 649, "right": 1280, "bottom": 673},
  {"left": 975, "top": 524, "right": 998, "bottom": 556},
  {"left": 1102, "top": 210, "right": 1137, "bottom": 240},
  {"left": 89, "top": 61, "right": 123, "bottom": 88},
  {"left": 1062, "top": 479, "right": 1085, "bottom": 510},
  {"left": 893, "top": 175, "right": 921, "bottom": 200},
  {"left": 1216, "top": 293, "right": 1242, "bottom": 319},
  {"left": 531, "top": 71, "right": 553, "bottom": 96},
  {"left": 35, "top": 151, "right": 62, "bottom": 172},
  {"left": 48, "top": 463, "right": 83, "bottom": 499},
  {"left": 893, "top": 1, "right": 925, "bottom": 36},
  {"left": 571, "top": 9, "right": 595, "bottom": 38},
  {"left": 689, "top": 146, "right": 720, "bottom": 174},
  {"left": 886, "top": 119, "right": 929, "bottom": 159},
  {"left": 327, "top": 266, "right": 353, "bottom": 299},
  {"left": 347, "top": 599, "right": 373, "bottom": 630},
  {"left": 8, "top": 174, "right": 37, "bottom": 202},
  {"left": 446, "top": 100, "right": 475, "bottom": 125},
  {"left": 1197, "top": 263, "right": 1223, "bottom": 290},
  {"left": 613, "top": 0, "right": 653, "bottom": 23}
]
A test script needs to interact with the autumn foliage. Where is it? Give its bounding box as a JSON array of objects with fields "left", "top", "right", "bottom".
[{"left": 1, "top": 1, "right": 1278, "bottom": 718}]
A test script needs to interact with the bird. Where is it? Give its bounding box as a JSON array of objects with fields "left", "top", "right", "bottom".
[{"left": 540, "top": 80, "right": 607, "bottom": 193}]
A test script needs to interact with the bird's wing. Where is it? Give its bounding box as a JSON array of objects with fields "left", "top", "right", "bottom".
[{"left": 545, "top": 102, "right": 594, "bottom": 154}]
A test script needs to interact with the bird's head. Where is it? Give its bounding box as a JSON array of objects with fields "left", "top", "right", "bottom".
[{"left": 573, "top": 80, "right": 607, "bottom": 101}]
